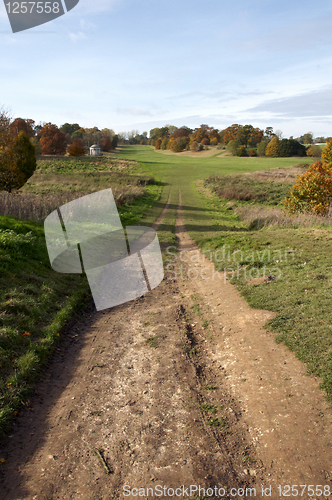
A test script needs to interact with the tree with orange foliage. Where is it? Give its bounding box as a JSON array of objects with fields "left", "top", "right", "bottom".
[
  {"left": 9, "top": 117, "right": 35, "bottom": 138},
  {"left": 283, "top": 161, "right": 332, "bottom": 216},
  {"left": 40, "top": 123, "right": 67, "bottom": 155},
  {"left": 68, "top": 139, "right": 85, "bottom": 156},
  {"left": 223, "top": 124, "right": 241, "bottom": 144}
]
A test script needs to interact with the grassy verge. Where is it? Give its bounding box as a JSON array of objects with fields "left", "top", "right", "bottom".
[
  {"left": 0, "top": 154, "right": 165, "bottom": 438},
  {"left": 194, "top": 178, "right": 332, "bottom": 401}
]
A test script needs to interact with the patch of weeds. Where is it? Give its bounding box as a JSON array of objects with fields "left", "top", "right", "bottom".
[
  {"left": 145, "top": 334, "right": 166, "bottom": 347},
  {"left": 191, "top": 303, "right": 202, "bottom": 316},
  {"left": 143, "top": 321, "right": 150, "bottom": 326},
  {"left": 202, "top": 319, "right": 209, "bottom": 329},
  {"left": 200, "top": 403, "right": 218, "bottom": 413},
  {"left": 203, "top": 384, "right": 217, "bottom": 390},
  {"left": 241, "top": 449, "right": 254, "bottom": 464},
  {"left": 206, "top": 416, "right": 225, "bottom": 427},
  {"left": 145, "top": 335, "right": 158, "bottom": 347}
]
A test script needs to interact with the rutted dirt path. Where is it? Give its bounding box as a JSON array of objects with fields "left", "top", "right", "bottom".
[{"left": 0, "top": 196, "right": 332, "bottom": 499}]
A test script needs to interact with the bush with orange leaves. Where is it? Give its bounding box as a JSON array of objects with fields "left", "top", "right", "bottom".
[{"left": 283, "top": 160, "right": 332, "bottom": 216}]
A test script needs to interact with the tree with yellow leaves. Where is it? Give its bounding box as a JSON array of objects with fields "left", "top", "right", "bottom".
[
  {"left": 265, "top": 136, "right": 279, "bottom": 157},
  {"left": 322, "top": 140, "right": 332, "bottom": 166},
  {"left": 283, "top": 161, "right": 332, "bottom": 216}
]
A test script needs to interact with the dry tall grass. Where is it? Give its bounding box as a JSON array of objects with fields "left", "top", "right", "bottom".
[
  {"left": 234, "top": 204, "right": 332, "bottom": 229},
  {"left": 0, "top": 185, "right": 146, "bottom": 221}
]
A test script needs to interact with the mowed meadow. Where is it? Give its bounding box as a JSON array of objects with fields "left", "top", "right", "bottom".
[{"left": 1, "top": 144, "right": 332, "bottom": 438}]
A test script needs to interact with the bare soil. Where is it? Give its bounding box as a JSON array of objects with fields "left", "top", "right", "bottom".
[{"left": 1, "top": 197, "right": 332, "bottom": 500}]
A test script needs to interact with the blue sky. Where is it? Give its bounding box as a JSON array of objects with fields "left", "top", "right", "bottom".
[{"left": 1, "top": 0, "right": 332, "bottom": 138}]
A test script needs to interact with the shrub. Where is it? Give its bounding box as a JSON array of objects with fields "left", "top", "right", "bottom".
[
  {"left": 226, "top": 139, "right": 240, "bottom": 156},
  {"left": 306, "top": 145, "right": 322, "bottom": 158},
  {"left": 68, "top": 139, "right": 85, "bottom": 156},
  {"left": 248, "top": 148, "right": 256, "bottom": 157},
  {"left": 191, "top": 141, "right": 199, "bottom": 152},
  {"left": 283, "top": 161, "right": 332, "bottom": 216},
  {"left": 210, "top": 137, "right": 218, "bottom": 146},
  {"left": 236, "top": 145, "right": 248, "bottom": 157},
  {"left": 201, "top": 137, "right": 210, "bottom": 146}
]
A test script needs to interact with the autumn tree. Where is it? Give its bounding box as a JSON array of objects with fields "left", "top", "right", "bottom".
[
  {"left": 0, "top": 131, "right": 36, "bottom": 193},
  {"left": 322, "top": 140, "right": 332, "bottom": 166},
  {"left": 9, "top": 118, "right": 35, "bottom": 138},
  {"left": 223, "top": 124, "right": 241, "bottom": 144},
  {"left": 170, "top": 126, "right": 192, "bottom": 139},
  {"left": 265, "top": 136, "right": 279, "bottom": 157},
  {"left": 68, "top": 139, "right": 85, "bottom": 156},
  {"left": 306, "top": 145, "right": 321, "bottom": 157},
  {"left": 40, "top": 123, "right": 67, "bottom": 155},
  {"left": 190, "top": 124, "right": 212, "bottom": 144},
  {"left": 283, "top": 161, "right": 332, "bottom": 216}
]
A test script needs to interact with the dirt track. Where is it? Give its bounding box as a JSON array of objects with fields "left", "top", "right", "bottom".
[{"left": 1, "top": 197, "right": 332, "bottom": 499}]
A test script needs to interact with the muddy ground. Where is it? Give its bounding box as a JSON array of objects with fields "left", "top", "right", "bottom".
[{"left": 0, "top": 199, "right": 332, "bottom": 500}]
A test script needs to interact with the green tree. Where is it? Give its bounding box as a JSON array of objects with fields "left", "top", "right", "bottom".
[
  {"left": 278, "top": 139, "right": 306, "bottom": 157},
  {"left": 226, "top": 139, "right": 240, "bottom": 155},
  {"left": 265, "top": 136, "right": 279, "bottom": 157},
  {"left": 257, "top": 141, "right": 268, "bottom": 156}
]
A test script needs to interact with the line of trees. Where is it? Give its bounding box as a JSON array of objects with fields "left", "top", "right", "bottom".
[
  {"left": 1, "top": 115, "right": 119, "bottom": 158},
  {"left": 0, "top": 108, "right": 120, "bottom": 192},
  {"left": 143, "top": 123, "right": 331, "bottom": 157}
]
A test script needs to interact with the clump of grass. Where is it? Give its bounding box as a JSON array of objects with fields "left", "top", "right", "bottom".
[{"left": 206, "top": 416, "right": 224, "bottom": 427}]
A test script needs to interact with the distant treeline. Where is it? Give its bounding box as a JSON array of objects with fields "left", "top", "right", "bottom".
[{"left": 120, "top": 124, "right": 331, "bottom": 157}]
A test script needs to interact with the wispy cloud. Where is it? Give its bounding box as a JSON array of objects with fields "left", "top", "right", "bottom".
[
  {"left": 246, "top": 86, "right": 332, "bottom": 118},
  {"left": 69, "top": 31, "right": 86, "bottom": 42},
  {"left": 116, "top": 107, "right": 153, "bottom": 116}
]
